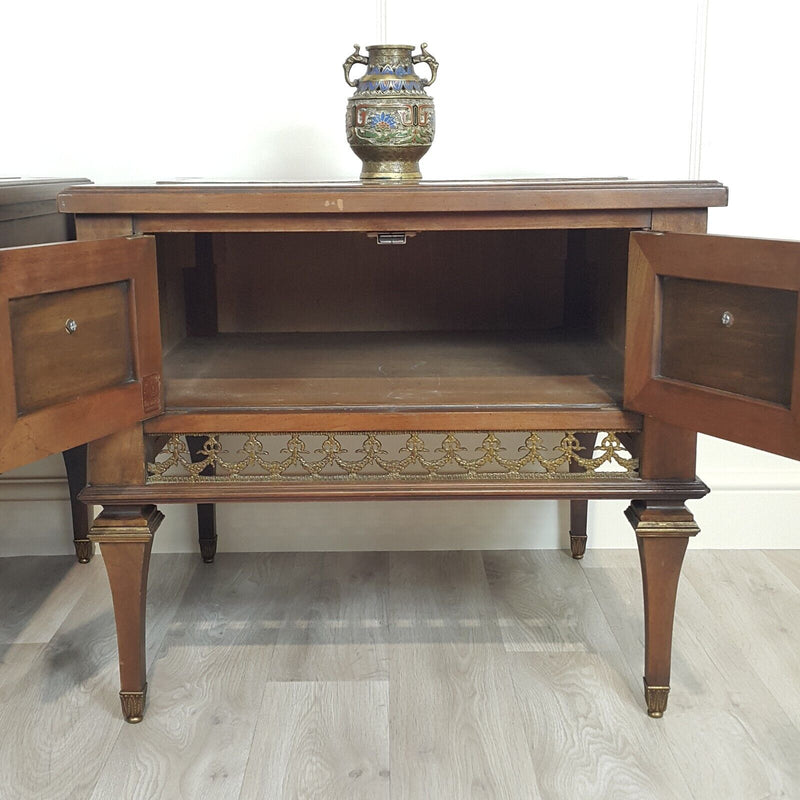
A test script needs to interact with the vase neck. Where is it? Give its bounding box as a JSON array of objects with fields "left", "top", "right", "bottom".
[{"left": 366, "top": 45, "right": 414, "bottom": 69}]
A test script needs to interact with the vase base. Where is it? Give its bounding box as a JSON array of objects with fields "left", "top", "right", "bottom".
[{"left": 359, "top": 160, "right": 422, "bottom": 181}]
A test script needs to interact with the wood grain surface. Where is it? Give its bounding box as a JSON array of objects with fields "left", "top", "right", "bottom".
[
  {"left": 214, "top": 230, "right": 566, "bottom": 334},
  {"left": 0, "top": 549, "right": 796, "bottom": 800},
  {"left": 131, "top": 209, "right": 654, "bottom": 234},
  {"left": 9, "top": 281, "right": 134, "bottom": 415},
  {"left": 388, "top": 551, "right": 543, "bottom": 800},
  {"left": 0, "top": 555, "right": 89, "bottom": 643},
  {"left": 0, "top": 643, "right": 46, "bottom": 697},
  {"left": 509, "top": 653, "right": 692, "bottom": 800},
  {"left": 625, "top": 231, "right": 800, "bottom": 460},
  {"left": 88, "top": 554, "right": 277, "bottom": 800},
  {"left": 80, "top": 476, "right": 708, "bottom": 506},
  {"left": 585, "top": 553, "right": 800, "bottom": 799},
  {"left": 683, "top": 551, "right": 800, "bottom": 727},
  {"left": 486, "top": 550, "right": 691, "bottom": 799},
  {"left": 266, "top": 552, "right": 389, "bottom": 682},
  {"left": 660, "top": 276, "right": 796, "bottom": 405},
  {"left": 0, "top": 555, "right": 196, "bottom": 800},
  {"left": 241, "top": 681, "right": 390, "bottom": 799},
  {"left": 483, "top": 550, "right": 624, "bottom": 663},
  {"left": 763, "top": 549, "right": 800, "bottom": 590},
  {"left": 162, "top": 331, "right": 624, "bottom": 411},
  {"left": 57, "top": 179, "right": 728, "bottom": 215},
  {"left": 0, "top": 236, "right": 162, "bottom": 472}
]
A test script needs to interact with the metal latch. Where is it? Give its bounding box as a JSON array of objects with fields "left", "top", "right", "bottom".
[{"left": 372, "top": 232, "right": 411, "bottom": 245}]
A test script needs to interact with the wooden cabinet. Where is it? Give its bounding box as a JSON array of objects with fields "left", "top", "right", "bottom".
[
  {"left": 0, "top": 236, "right": 162, "bottom": 471},
  {"left": 0, "top": 177, "right": 99, "bottom": 562},
  {"left": 3, "top": 178, "right": 798, "bottom": 722},
  {"left": 0, "top": 178, "right": 85, "bottom": 247},
  {"left": 626, "top": 231, "right": 800, "bottom": 458}
]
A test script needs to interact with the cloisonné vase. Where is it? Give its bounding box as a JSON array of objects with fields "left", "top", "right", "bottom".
[{"left": 343, "top": 43, "right": 438, "bottom": 180}]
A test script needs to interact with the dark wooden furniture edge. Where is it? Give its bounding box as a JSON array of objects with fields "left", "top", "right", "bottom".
[
  {"left": 81, "top": 477, "right": 708, "bottom": 504},
  {"left": 128, "top": 210, "right": 655, "bottom": 233},
  {"left": 143, "top": 411, "right": 643, "bottom": 434},
  {"left": 185, "top": 434, "right": 217, "bottom": 563},
  {"left": 58, "top": 180, "right": 728, "bottom": 215},
  {"left": 62, "top": 444, "right": 92, "bottom": 562},
  {"left": 0, "top": 178, "right": 90, "bottom": 208}
]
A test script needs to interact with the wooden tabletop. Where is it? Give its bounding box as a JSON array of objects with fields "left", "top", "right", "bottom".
[{"left": 57, "top": 179, "right": 729, "bottom": 215}]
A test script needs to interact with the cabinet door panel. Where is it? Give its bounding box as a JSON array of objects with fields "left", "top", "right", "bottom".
[
  {"left": 0, "top": 237, "right": 162, "bottom": 472},
  {"left": 626, "top": 231, "right": 800, "bottom": 460},
  {"left": 659, "top": 276, "right": 796, "bottom": 405},
  {"left": 10, "top": 281, "right": 135, "bottom": 414}
]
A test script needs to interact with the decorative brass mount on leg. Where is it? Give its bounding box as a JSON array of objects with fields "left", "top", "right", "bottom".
[
  {"left": 73, "top": 539, "right": 93, "bottom": 564},
  {"left": 644, "top": 681, "right": 670, "bottom": 718},
  {"left": 199, "top": 535, "right": 218, "bottom": 564},
  {"left": 569, "top": 534, "right": 587, "bottom": 559},
  {"left": 119, "top": 685, "right": 147, "bottom": 724}
]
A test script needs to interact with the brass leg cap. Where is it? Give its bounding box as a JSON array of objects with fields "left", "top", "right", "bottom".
[
  {"left": 570, "top": 534, "right": 587, "bottom": 560},
  {"left": 199, "top": 535, "right": 218, "bottom": 564},
  {"left": 644, "top": 680, "right": 670, "bottom": 718},
  {"left": 120, "top": 685, "right": 147, "bottom": 723},
  {"left": 74, "top": 539, "right": 94, "bottom": 564}
]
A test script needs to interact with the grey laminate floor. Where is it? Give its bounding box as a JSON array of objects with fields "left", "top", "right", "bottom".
[{"left": 0, "top": 549, "right": 797, "bottom": 800}]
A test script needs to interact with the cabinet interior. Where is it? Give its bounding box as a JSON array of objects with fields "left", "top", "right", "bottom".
[{"left": 155, "top": 228, "right": 631, "bottom": 414}]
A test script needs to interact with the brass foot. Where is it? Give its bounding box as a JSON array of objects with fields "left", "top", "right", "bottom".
[
  {"left": 120, "top": 685, "right": 147, "bottom": 723},
  {"left": 644, "top": 679, "right": 670, "bottom": 718},
  {"left": 73, "top": 539, "right": 94, "bottom": 564},
  {"left": 569, "top": 534, "right": 587, "bottom": 560},
  {"left": 199, "top": 535, "right": 218, "bottom": 564}
]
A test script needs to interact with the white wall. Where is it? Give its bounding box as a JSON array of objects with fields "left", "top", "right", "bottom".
[{"left": 1, "top": 0, "right": 798, "bottom": 554}]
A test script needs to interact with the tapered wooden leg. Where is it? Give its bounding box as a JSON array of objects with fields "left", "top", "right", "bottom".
[
  {"left": 62, "top": 445, "right": 92, "bottom": 563},
  {"left": 90, "top": 504, "right": 163, "bottom": 722},
  {"left": 186, "top": 435, "right": 217, "bottom": 563},
  {"left": 568, "top": 432, "right": 597, "bottom": 559},
  {"left": 626, "top": 500, "right": 699, "bottom": 717}
]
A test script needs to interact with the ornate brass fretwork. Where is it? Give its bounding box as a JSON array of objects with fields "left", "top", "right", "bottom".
[{"left": 146, "top": 431, "right": 638, "bottom": 483}]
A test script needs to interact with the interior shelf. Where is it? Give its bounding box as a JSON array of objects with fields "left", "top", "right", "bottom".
[{"left": 162, "top": 330, "right": 624, "bottom": 414}]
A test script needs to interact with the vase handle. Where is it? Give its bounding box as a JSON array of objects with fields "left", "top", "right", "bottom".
[
  {"left": 412, "top": 42, "right": 439, "bottom": 87},
  {"left": 343, "top": 44, "right": 369, "bottom": 87}
]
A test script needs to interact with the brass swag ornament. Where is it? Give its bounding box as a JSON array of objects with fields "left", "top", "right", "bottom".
[
  {"left": 147, "top": 431, "right": 638, "bottom": 483},
  {"left": 344, "top": 43, "right": 438, "bottom": 180}
]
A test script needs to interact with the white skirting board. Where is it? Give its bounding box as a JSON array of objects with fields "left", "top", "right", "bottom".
[{"left": 0, "top": 500, "right": 76, "bottom": 557}]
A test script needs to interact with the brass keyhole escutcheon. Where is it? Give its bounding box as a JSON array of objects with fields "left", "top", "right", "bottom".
[
  {"left": 65, "top": 318, "right": 78, "bottom": 334},
  {"left": 720, "top": 311, "right": 734, "bottom": 328}
]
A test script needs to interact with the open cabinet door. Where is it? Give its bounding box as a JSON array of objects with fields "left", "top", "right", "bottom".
[
  {"left": 0, "top": 236, "right": 162, "bottom": 472},
  {"left": 625, "top": 231, "right": 800, "bottom": 460}
]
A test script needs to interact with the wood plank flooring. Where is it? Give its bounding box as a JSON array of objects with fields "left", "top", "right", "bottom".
[{"left": 0, "top": 549, "right": 797, "bottom": 800}]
